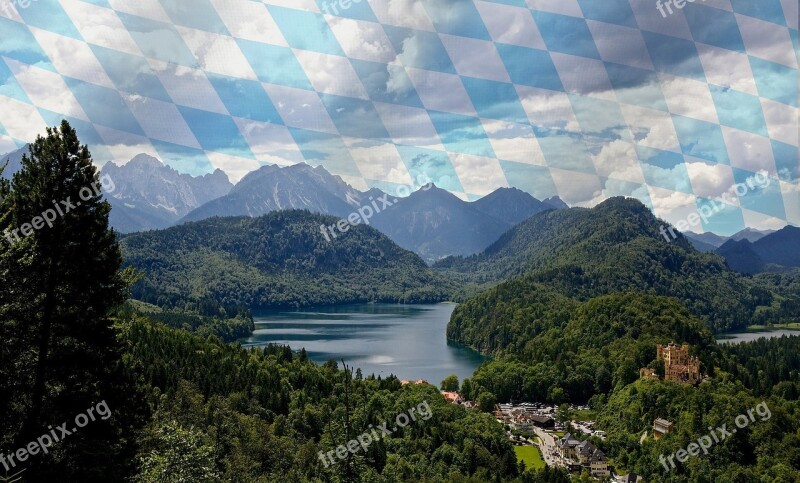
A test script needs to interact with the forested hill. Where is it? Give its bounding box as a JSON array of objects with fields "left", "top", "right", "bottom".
[
  {"left": 121, "top": 210, "right": 453, "bottom": 310},
  {"left": 437, "top": 197, "right": 696, "bottom": 280},
  {"left": 438, "top": 197, "right": 769, "bottom": 332},
  {"left": 452, "top": 292, "right": 715, "bottom": 403}
]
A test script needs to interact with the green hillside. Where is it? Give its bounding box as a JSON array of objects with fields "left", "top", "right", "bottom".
[
  {"left": 121, "top": 210, "right": 454, "bottom": 311},
  {"left": 455, "top": 292, "right": 714, "bottom": 404},
  {"left": 439, "top": 197, "right": 783, "bottom": 332}
]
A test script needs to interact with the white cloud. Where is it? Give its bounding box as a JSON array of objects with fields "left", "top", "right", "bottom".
[
  {"left": 176, "top": 26, "right": 258, "bottom": 80},
  {"left": 294, "top": 50, "right": 369, "bottom": 99},
  {"left": 448, "top": 152, "right": 508, "bottom": 196},
  {"left": 210, "top": 0, "right": 288, "bottom": 46},
  {"left": 368, "top": 0, "right": 435, "bottom": 31},
  {"left": 658, "top": 73, "right": 718, "bottom": 124},
  {"left": 60, "top": 0, "right": 142, "bottom": 55},
  {"left": 327, "top": 16, "right": 396, "bottom": 63},
  {"left": 684, "top": 160, "right": 736, "bottom": 198},
  {"left": 148, "top": 60, "right": 228, "bottom": 114},
  {"left": 592, "top": 140, "right": 645, "bottom": 183},
  {"left": 7, "top": 59, "right": 89, "bottom": 121}
]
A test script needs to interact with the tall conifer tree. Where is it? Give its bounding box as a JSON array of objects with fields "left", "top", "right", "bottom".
[{"left": 0, "top": 121, "right": 136, "bottom": 480}]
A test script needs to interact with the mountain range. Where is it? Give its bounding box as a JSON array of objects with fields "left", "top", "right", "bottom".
[
  {"left": 715, "top": 225, "right": 800, "bottom": 274},
  {"left": 179, "top": 162, "right": 366, "bottom": 223},
  {"left": 100, "top": 154, "right": 233, "bottom": 233},
  {"left": 368, "top": 186, "right": 556, "bottom": 261},
  {"left": 97, "top": 154, "right": 566, "bottom": 261},
  {"left": 4, "top": 147, "right": 794, "bottom": 266},
  {"left": 684, "top": 228, "right": 776, "bottom": 252},
  {"left": 121, "top": 196, "right": 798, "bottom": 337}
]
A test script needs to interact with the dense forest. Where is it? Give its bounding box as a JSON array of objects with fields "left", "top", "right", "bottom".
[
  {"left": 121, "top": 211, "right": 455, "bottom": 311},
  {"left": 452, "top": 292, "right": 715, "bottom": 404},
  {"left": 116, "top": 300, "right": 255, "bottom": 343},
  {"left": 441, "top": 198, "right": 800, "bottom": 480},
  {"left": 453, "top": 296, "right": 800, "bottom": 480},
  {"left": 596, "top": 374, "right": 800, "bottom": 481},
  {"left": 122, "top": 316, "right": 523, "bottom": 482}
]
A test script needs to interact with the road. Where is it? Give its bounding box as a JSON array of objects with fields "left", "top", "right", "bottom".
[{"left": 532, "top": 427, "right": 567, "bottom": 468}]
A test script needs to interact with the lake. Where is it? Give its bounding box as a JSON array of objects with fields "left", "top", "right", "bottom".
[
  {"left": 717, "top": 329, "right": 800, "bottom": 344},
  {"left": 241, "top": 303, "right": 487, "bottom": 385}
]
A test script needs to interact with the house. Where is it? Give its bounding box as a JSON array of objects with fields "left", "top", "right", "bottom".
[
  {"left": 530, "top": 415, "right": 555, "bottom": 429},
  {"left": 561, "top": 439, "right": 611, "bottom": 477},
  {"left": 510, "top": 415, "right": 534, "bottom": 432},
  {"left": 653, "top": 418, "right": 674, "bottom": 440},
  {"left": 441, "top": 391, "right": 463, "bottom": 404},
  {"left": 586, "top": 447, "right": 610, "bottom": 477},
  {"left": 576, "top": 440, "right": 597, "bottom": 465},
  {"left": 557, "top": 433, "right": 581, "bottom": 459},
  {"left": 618, "top": 472, "right": 643, "bottom": 482},
  {"left": 577, "top": 440, "right": 609, "bottom": 476}
]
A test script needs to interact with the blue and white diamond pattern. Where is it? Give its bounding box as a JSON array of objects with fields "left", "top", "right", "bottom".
[{"left": 0, "top": 0, "right": 797, "bottom": 232}]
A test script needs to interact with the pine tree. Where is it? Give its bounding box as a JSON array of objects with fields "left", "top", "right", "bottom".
[{"left": 0, "top": 121, "right": 137, "bottom": 480}]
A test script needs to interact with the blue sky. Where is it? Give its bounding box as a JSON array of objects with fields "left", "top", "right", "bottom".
[{"left": 0, "top": 0, "right": 797, "bottom": 235}]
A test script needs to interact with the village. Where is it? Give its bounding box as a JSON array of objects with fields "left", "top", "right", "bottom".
[{"left": 434, "top": 342, "right": 706, "bottom": 482}]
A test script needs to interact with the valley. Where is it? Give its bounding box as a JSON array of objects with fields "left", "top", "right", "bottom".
[{"left": 3, "top": 134, "right": 799, "bottom": 482}]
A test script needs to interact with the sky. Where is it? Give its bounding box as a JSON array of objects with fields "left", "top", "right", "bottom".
[{"left": 0, "top": 0, "right": 797, "bottom": 235}]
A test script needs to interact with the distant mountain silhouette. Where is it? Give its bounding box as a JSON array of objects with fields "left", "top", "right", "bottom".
[
  {"left": 369, "top": 185, "right": 514, "bottom": 262},
  {"left": 471, "top": 187, "right": 554, "bottom": 225},
  {"left": 716, "top": 239, "right": 765, "bottom": 274},
  {"left": 0, "top": 144, "right": 29, "bottom": 179},
  {"left": 180, "top": 163, "right": 366, "bottom": 223},
  {"left": 42, "top": 155, "right": 566, "bottom": 259},
  {"left": 729, "top": 227, "right": 775, "bottom": 243},
  {"left": 543, "top": 196, "right": 569, "bottom": 210},
  {"left": 684, "top": 228, "right": 775, "bottom": 252},
  {"left": 100, "top": 154, "right": 232, "bottom": 233},
  {"left": 716, "top": 225, "right": 800, "bottom": 274},
  {"left": 177, "top": 163, "right": 566, "bottom": 262}
]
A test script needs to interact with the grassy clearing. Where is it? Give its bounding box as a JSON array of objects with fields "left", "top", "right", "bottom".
[
  {"left": 514, "top": 445, "right": 546, "bottom": 470},
  {"left": 571, "top": 409, "right": 597, "bottom": 421}
]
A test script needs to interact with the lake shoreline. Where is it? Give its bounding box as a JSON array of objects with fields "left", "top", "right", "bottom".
[
  {"left": 241, "top": 303, "right": 487, "bottom": 384},
  {"left": 717, "top": 325, "right": 800, "bottom": 344}
]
